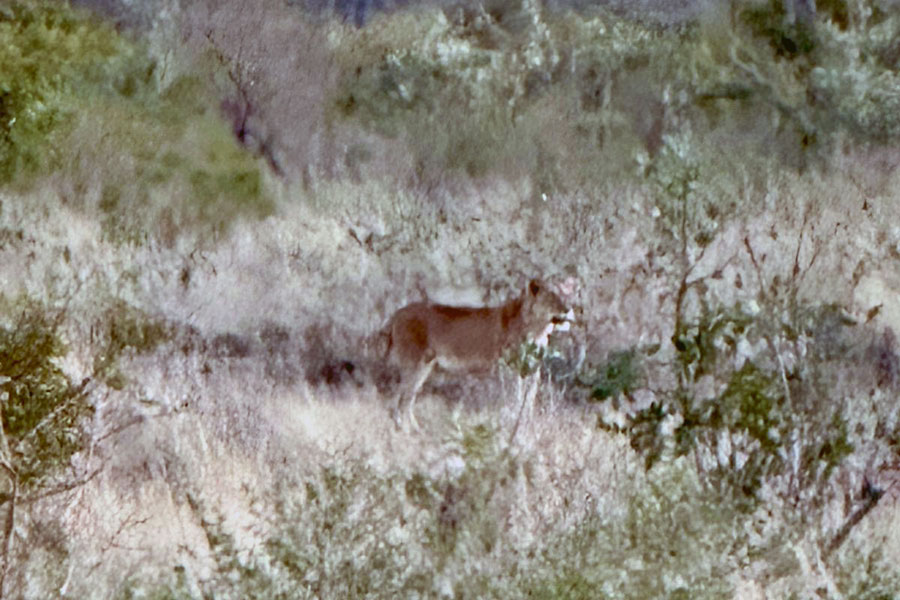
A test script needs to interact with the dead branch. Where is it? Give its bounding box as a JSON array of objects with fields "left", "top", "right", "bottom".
[
  {"left": 791, "top": 204, "right": 823, "bottom": 299},
  {"left": 203, "top": 31, "right": 284, "bottom": 177},
  {"left": 824, "top": 478, "right": 885, "bottom": 557},
  {"left": 19, "top": 467, "right": 102, "bottom": 504},
  {"left": 743, "top": 235, "right": 766, "bottom": 300}
]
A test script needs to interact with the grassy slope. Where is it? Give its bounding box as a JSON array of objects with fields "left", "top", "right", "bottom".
[{"left": 1, "top": 0, "right": 900, "bottom": 597}]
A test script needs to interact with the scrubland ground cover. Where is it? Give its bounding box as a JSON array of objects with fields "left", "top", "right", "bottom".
[{"left": 2, "top": 0, "right": 900, "bottom": 597}]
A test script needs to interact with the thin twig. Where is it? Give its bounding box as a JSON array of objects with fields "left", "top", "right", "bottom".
[
  {"left": 19, "top": 467, "right": 102, "bottom": 504},
  {"left": 509, "top": 370, "right": 538, "bottom": 446},
  {"left": 743, "top": 236, "right": 766, "bottom": 300},
  {"left": 13, "top": 377, "right": 93, "bottom": 455},
  {"left": 824, "top": 478, "right": 885, "bottom": 557}
]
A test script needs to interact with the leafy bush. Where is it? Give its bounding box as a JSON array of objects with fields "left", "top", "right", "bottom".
[
  {"left": 579, "top": 349, "right": 642, "bottom": 401},
  {"left": 191, "top": 462, "right": 441, "bottom": 598},
  {"left": 115, "top": 572, "right": 193, "bottom": 600},
  {"left": 0, "top": 308, "right": 90, "bottom": 487},
  {"left": 740, "top": 0, "right": 817, "bottom": 58},
  {"left": 91, "top": 301, "right": 173, "bottom": 389},
  {"left": 330, "top": 2, "right": 674, "bottom": 186},
  {"left": 1, "top": 0, "right": 273, "bottom": 243},
  {"left": 809, "top": 16, "right": 900, "bottom": 142},
  {"left": 0, "top": 0, "right": 145, "bottom": 186},
  {"left": 731, "top": 0, "right": 900, "bottom": 145},
  {"left": 326, "top": 0, "right": 900, "bottom": 197},
  {"left": 92, "top": 94, "right": 272, "bottom": 245},
  {"left": 627, "top": 300, "right": 856, "bottom": 511},
  {"left": 525, "top": 459, "right": 740, "bottom": 599}
]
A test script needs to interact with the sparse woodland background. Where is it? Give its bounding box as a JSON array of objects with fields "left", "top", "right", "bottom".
[{"left": 2, "top": 0, "right": 900, "bottom": 596}]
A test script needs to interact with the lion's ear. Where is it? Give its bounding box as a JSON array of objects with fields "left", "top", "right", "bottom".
[{"left": 529, "top": 280, "right": 541, "bottom": 296}]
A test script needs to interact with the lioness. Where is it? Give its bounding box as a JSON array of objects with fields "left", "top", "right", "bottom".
[{"left": 383, "top": 279, "right": 571, "bottom": 430}]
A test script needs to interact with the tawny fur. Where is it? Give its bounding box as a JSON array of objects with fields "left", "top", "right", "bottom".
[{"left": 383, "top": 279, "right": 569, "bottom": 429}]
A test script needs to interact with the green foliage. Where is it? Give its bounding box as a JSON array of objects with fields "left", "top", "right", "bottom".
[
  {"left": 178, "top": 425, "right": 521, "bottom": 598},
  {"left": 104, "top": 302, "right": 172, "bottom": 356},
  {"left": 0, "top": 1, "right": 273, "bottom": 241},
  {"left": 461, "top": 422, "right": 496, "bottom": 462},
  {"left": 803, "top": 411, "right": 853, "bottom": 481},
  {"left": 526, "top": 569, "right": 596, "bottom": 600},
  {"left": 198, "top": 509, "right": 273, "bottom": 600},
  {"left": 582, "top": 349, "right": 642, "bottom": 401},
  {"left": 93, "top": 81, "right": 274, "bottom": 245},
  {"left": 0, "top": 308, "right": 90, "bottom": 487},
  {"left": 672, "top": 304, "right": 755, "bottom": 382},
  {"left": 436, "top": 424, "right": 507, "bottom": 566},
  {"left": 629, "top": 300, "right": 858, "bottom": 509},
  {"left": 740, "top": 0, "right": 817, "bottom": 58},
  {"left": 716, "top": 362, "right": 786, "bottom": 453},
  {"left": 334, "top": 42, "right": 504, "bottom": 178},
  {"left": 92, "top": 301, "right": 172, "bottom": 388},
  {"left": 525, "top": 459, "right": 739, "bottom": 599},
  {"left": 730, "top": 0, "right": 900, "bottom": 145},
  {"left": 192, "top": 423, "right": 743, "bottom": 599},
  {"left": 0, "top": 0, "right": 147, "bottom": 186},
  {"left": 328, "top": 0, "right": 900, "bottom": 194},
  {"left": 330, "top": 4, "right": 676, "bottom": 186},
  {"left": 616, "top": 399, "right": 669, "bottom": 468},
  {"left": 506, "top": 339, "right": 555, "bottom": 377},
  {"left": 258, "top": 464, "right": 441, "bottom": 598},
  {"left": 643, "top": 128, "right": 737, "bottom": 248},
  {"left": 336, "top": 52, "right": 445, "bottom": 138}
]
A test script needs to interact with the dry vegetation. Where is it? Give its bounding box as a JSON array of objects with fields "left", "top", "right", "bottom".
[{"left": 2, "top": 0, "right": 900, "bottom": 597}]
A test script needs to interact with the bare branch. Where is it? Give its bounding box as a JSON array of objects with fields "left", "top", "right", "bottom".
[
  {"left": 791, "top": 204, "right": 823, "bottom": 299},
  {"left": 824, "top": 478, "right": 885, "bottom": 557},
  {"left": 203, "top": 29, "right": 285, "bottom": 177},
  {"left": 19, "top": 467, "right": 102, "bottom": 504},
  {"left": 743, "top": 236, "right": 766, "bottom": 300}
]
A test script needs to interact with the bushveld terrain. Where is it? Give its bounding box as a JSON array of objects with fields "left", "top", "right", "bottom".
[{"left": 2, "top": 0, "right": 900, "bottom": 597}]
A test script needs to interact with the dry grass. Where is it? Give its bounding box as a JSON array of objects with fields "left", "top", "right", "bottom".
[{"left": 3, "top": 0, "right": 900, "bottom": 597}]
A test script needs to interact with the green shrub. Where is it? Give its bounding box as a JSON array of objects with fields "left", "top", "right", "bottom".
[
  {"left": 0, "top": 308, "right": 90, "bottom": 487},
  {"left": 0, "top": 0, "right": 145, "bottom": 186},
  {"left": 330, "top": 4, "right": 674, "bottom": 186},
  {"left": 579, "top": 349, "right": 642, "bottom": 401},
  {"left": 177, "top": 425, "right": 522, "bottom": 598},
  {"left": 114, "top": 570, "right": 194, "bottom": 600},
  {"left": 92, "top": 301, "right": 173, "bottom": 388},
  {"left": 1, "top": 1, "right": 273, "bottom": 242},
  {"left": 329, "top": 0, "right": 900, "bottom": 194},
  {"left": 525, "top": 459, "right": 740, "bottom": 599},
  {"left": 834, "top": 545, "right": 900, "bottom": 599},
  {"left": 90, "top": 78, "right": 274, "bottom": 245},
  {"left": 258, "top": 464, "right": 439, "bottom": 598},
  {"left": 740, "top": 0, "right": 817, "bottom": 58},
  {"left": 672, "top": 305, "right": 755, "bottom": 382},
  {"left": 731, "top": 0, "right": 900, "bottom": 145},
  {"left": 629, "top": 300, "right": 857, "bottom": 509}
]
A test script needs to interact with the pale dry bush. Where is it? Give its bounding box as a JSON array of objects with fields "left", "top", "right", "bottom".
[
  {"left": 6, "top": 157, "right": 900, "bottom": 599},
  {"left": 6, "top": 0, "right": 900, "bottom": 595},
  {"left": 33, "top": 331, "right": 636, "bottom": 598},
  {"left": 176, "top": 0, "right": 340, "bottom": 183}
]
